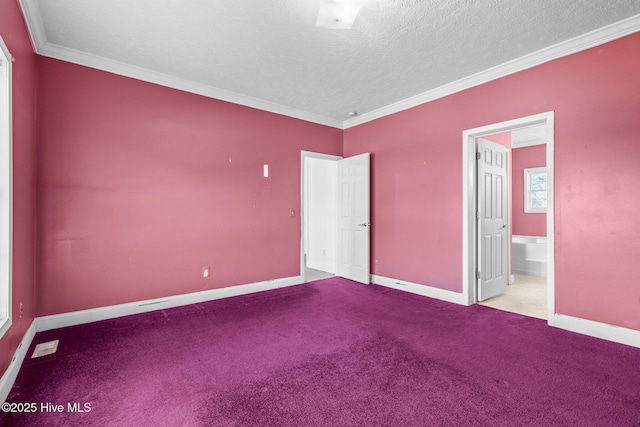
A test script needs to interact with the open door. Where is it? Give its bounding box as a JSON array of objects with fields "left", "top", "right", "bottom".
[
  {"left": 477, "top": 139, "right": 509, "bottom": 301},
  {"left": 336, "top": 153, "right": 370, "bottom": 284}
]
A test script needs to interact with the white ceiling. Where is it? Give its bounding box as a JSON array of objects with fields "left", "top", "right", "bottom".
[{"left": 19, "top": 0, "right": 640, "bottom": 128}]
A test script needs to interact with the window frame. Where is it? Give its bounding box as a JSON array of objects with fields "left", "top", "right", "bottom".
[
  {"left": 0, "top": 35, "right": 13, "bottom": 339},
  {"left": 524, "top": 166, "right": 547, "bottom": 214}
]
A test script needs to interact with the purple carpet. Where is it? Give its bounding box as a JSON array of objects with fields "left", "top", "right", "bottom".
[{"left": 3, "top": 277, "right": 640, "bottom": 426}]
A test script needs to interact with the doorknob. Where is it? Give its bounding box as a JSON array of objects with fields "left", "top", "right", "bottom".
[
  {"left": 358, "top": 222, "right": 371, "bottom": 227},
  {"left": 500, "top": 224, "right": 507, "bottom": 229}
]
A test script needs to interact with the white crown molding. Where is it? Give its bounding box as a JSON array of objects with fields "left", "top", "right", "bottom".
[
  {"left": 18, "top": 2, "right": 342, "bottom": 128},
  {"left": 0, "top": 320, "right": 36, "bottom": 403},
  {"left": 344, "top": 14, "right": 640, "bottom": 129},
  {"left": 16, "top": 1, "right": 640, "bottom": 130},
  {"left": 36, "top": 43, "right": 344, "bottom": 129},
  {"left": 17, "top": 0, "right": 47, "bottom": 54}
]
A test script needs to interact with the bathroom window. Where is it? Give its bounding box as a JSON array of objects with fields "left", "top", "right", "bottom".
[
  {"left": 0, "top": 36, "right": 12, "bottom": 339},
  {"left": 525, "top": 167, "right": 547, "bottom": 213}
]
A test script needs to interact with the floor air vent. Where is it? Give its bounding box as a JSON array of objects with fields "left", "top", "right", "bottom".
[{"left": 32, "top": 340, "right": 59, "bottom": 358}]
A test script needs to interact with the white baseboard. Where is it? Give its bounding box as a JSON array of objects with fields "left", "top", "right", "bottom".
[
  {"left": 4, "top": 275, "right": 639, "bottom": 405},
  {"left": 550, "top": 314, "right": 640, "bottom": 349},
  {"left": 371, "top": 275, "right": 469, "bottom": 305},
  {"left": 0, "top": 321, "right": 36, "bottom": 403},
  {"left": 372, "top": 275, "right": 640, "bottom": 349},
  {"left": 513, "top": 266, "right": 548, "bottom": 277},
  {"left": 1, "top": 276, "right": 303, "bottom": 403},
  {"left": 36, "top": 275, "right": 303, "bottom": 332}
]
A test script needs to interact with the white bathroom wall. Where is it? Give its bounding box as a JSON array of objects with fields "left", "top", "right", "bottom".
[{"left": 306, "top": 157, "right": 337, "bottom": 273}]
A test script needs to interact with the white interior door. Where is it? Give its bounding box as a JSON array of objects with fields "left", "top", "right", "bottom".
[
  {"left": 336, "top": 153, "right": 370, "bottom": 284},
  {"left": 477, "top": 139, "right": 509, "bottom": 301}
]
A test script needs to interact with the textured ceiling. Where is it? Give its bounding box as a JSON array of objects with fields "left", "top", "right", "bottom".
[{"left": 19, "top": 0, "right": 640, "bottom": 127}]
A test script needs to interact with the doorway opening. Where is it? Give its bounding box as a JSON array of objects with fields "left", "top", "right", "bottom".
[
  {"left": 462, "top": 112, "right": 555, "bottom": 322},
  {"left": 475, "top": 129, "right": 548, "bottom": 319},
  {"left": 300, "top": 151, "right": 372, "bottom": 285},
  {"left": 301, "top": 151, "right": 341, "bottom": 283}
]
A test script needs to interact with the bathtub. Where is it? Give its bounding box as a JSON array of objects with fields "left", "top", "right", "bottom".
[{"left": 512, "top": 235, "right": 547, "bottom": 277}]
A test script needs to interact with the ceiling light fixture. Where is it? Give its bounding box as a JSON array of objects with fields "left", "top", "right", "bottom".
[{"left": 316, "top": 0, "right": 365, "bottom": 30}]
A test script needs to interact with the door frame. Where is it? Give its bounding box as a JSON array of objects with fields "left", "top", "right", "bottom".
[
  {"left": 300, "top": 150, "right": 342, "bottom": 283},
  {"left": 461, "top": 111, "right": 555, "bottom": 322}
]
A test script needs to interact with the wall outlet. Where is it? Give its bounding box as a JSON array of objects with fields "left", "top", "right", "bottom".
[
  {"left": 289, "top": 209, "right": 296, "bottom": 218},
  {"left": 202, "top": 267, "right": 210, "bottom": 278}
]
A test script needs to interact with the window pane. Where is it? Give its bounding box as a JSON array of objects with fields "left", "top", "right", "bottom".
[
  {"left": 530, "top": 190, "right": 547, "bottom": 209},
  {"left": 0, "top": 37, "right": 11, "bottom": 336},
  {"left": 531, "top": 191, "right": 546, "bottom": 200},
  {"left": 531, "top": 199, "right": 547, "bottom": 209},
  {"left": 531, "top": 173, "right": 547, "bottom": 190}
]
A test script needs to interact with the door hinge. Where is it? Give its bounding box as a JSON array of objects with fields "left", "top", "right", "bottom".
[
  {"left": 476, "top": 211, "right": 480, "bottom": 220},
  {"left": 476, "top": 271, "right": 480, "bottom": 280},
  {"left": 476, "top": 152, "right": 481, "bottom": 160}
]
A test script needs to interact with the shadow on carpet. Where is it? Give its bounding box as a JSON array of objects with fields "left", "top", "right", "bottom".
[{"left": 199, "top": 334, "right": 557, "bottom": 426}]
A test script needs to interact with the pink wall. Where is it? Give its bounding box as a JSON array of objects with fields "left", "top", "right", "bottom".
[
  {"left": 512, "top": 144, "right": 546, "bottom": 236},
  {"left": 2, "top": 4, "right": 640, "bottom": 383},
  {"left": 37, "top": 59, "right": 342, "bottom": 315},
  {"left": 344, "top": 32, "right": 640, "bottom": 331},
  {"left": 0, "top": 1, "right": 39, "bottom": 374},
  {"left": 482, "top": 132, "right": 511, "bottom": 148}
]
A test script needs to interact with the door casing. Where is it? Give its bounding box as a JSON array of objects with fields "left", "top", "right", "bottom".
[
  {"left": 300, "top": 150, "right": 371, "bottom": 284},
  {"left": 461, "top": 111, "right": 555, "bottom": 321}
]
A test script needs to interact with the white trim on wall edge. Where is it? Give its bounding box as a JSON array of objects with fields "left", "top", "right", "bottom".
[
  {"left": 0, "top": 320, "right": 36, "bottom": 403},
  {"left": 511, "top": 139, "right": 546, "bottom": 149},
  {"left": 3, "top": 281, "right": 640, "bottom": 403},
  {"left": 343, "top": 14, "right": 640, "bottom": 128},
  {"left": 550, "top": 314, "right": 640, "bottom": 349},
  {"left": 371, "top": 274, "right": 640, "bottom": 349},
  {"left": 17, "top": 0, "right": 342, "bottom": 129},
  {"left": 18, "top": 0, "right": 640, "bottom": 130},
  {"left": 371, "top": 275, "right": 469, "bottom": 306},
  {"left": 36, "top": 275, "right": 302, "bottom": 332},
  {"left": 3, "top": 276, "right": 301, "bottom": 402},
  {"left": 37, "top": 42, "right": 345, "bottom": 129}
]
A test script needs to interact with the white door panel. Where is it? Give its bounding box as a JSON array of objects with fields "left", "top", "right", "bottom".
[
  {"left": 478, "top": 139, "right": 509, "bottom": 301},
  {"left": 337, "top": 153, "right": 370, "bottom": 284}
]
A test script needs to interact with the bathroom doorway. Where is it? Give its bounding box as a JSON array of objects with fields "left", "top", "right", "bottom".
[
  {"left": 477, "top": 127, "right": 548, "bottom": 319},
  {"left": 462, "top": 112, "right": 555, "bottom": 322}
]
